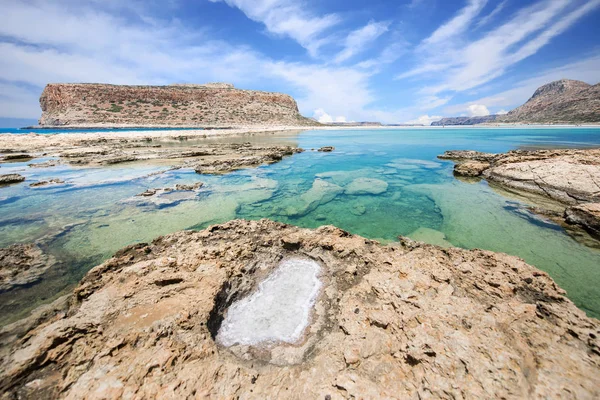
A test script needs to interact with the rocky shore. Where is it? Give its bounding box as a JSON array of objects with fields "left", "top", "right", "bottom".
[
  {"left": 439, "top": 148, "right": 600, "bottom": 240},
  {"left": 0, "top": 128, "right": 309, "bottom": 179},
  {"left": 1, "top": 219, "right": 599, "bottom": 398}
]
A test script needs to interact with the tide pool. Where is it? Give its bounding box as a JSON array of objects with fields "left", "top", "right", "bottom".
[{"left": 1, "top": 127, "right": 600, "bottom": 324}]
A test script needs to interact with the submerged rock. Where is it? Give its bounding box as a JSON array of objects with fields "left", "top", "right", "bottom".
[
  {"left": 0, "top": 174, "right": 25, "bottom": 186},
  {"left": 0, "top": 243, "right": 55, "bottom": 292},
  {"left": 345, "top": 177, "right": 388, "bottom": 195},
  {"left": 0, "top": 219, "right": 598, "bottom": 398},
  {"left": 279, "top": 179, "right": 344, "bottom": 217}
]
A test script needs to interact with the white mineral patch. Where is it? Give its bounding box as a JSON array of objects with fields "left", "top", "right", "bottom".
[{"left": 217, "top": 258, "right": 322, "bottom": 347}]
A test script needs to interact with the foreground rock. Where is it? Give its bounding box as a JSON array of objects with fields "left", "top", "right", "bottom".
[
  {"left": 0, "top": 244, "right": 55, "bottom": 292},
  {"left": 0, "top": 174, "right": 25, "bottom": 186},
  {"left": 1, "top": 219, "right": 598, "bottom": 398}
]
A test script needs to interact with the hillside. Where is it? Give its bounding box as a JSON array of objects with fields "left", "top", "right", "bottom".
[
  {"left": 499, "top": 79, "right": 600, "bottom": 124},
  {"left": 38, "top": 83, "right": 316, "bottom": 128},
  {"left": 431, "top": 115, "right": 498, "bottom": 126}
]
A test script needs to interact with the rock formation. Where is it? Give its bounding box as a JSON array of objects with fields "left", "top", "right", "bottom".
[
  {"left": 431, "top": 115, "right": 498, "bottom": 126},
  {"left": 0, "top": 174, "right": 25, "bottom": 186},
  {"left": 0, "top": 243, "right": 55, "bottom": 292},
  {"left": 38, "top": 83, "right": 317, "bottom": 127},
  {"left": 0, "top": 219, "right": 599, "bottom": 398},
  {"left": 499, "top": 79, "right": 600, "bottom": 124},
  {"left": 439, "top": 148, "right": 600, "bottom": 242}
]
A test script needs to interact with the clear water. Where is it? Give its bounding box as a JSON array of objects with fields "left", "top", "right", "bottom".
[{"left": 1, "top": 127, "right": 600, "bottom": 324}]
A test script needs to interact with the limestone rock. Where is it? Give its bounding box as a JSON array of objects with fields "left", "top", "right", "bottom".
[
  {"left": 0, "top": 243, "right": 55, "bottom": 292},
  {"left": 38, "top": 83, "right": 317, "bottom": 128},
  {"left": 0, "top": 219, "right": 598, "bottom": 399},
  {"left": 453, "top": 161, "right": 490, "bottom": 177},
  {"left": 0, "top": 174, "right": 25, "bottom": 186},
  {"left": 565, "top": 203, "right": 600, "bottom": 238}
]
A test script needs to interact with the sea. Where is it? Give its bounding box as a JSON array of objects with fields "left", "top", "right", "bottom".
[{"left": 1, "top": 126, "right": 600, "bottom": 324}]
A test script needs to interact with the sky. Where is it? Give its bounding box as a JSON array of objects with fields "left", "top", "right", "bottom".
[{"left": 0, "top": 0, "right": 599, "bottom": 126}]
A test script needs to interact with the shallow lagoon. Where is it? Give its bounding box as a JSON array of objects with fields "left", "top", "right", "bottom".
[{"left": 1, "top": 127, "right": 600, "bottom": 323}]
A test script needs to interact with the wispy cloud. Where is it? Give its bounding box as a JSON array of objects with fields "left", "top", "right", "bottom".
[
  {"left": 475, "top": 0, "right": 508, "bottom": 29},
  {"left": 334, "top": 21, "right": 390, "bottom": 63},
  {"left": 209, "top": 0, "right": 341, "bottom": 56},
  {"left": 424, "top": 0, "right": 488, "bottom": 45},
  {"left": 398, "top": 0, "right": 600, "bottom": 97}
]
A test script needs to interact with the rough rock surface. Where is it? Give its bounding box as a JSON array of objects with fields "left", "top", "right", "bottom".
[
  {"left": 0, "top": 174, "right": 25, "bottom": 186},
  {"left": 431, "top": 115, "right": 498, "bottom": 126},
  {"left": 453, "top": 161, "right": 490, "bottom": 177},
  {"left": 1, "top": 219, "right": 599, "bottom": 399},
  {"left": 499, "top": 79, "right": 600, "bottom": 124},
  {"left": 38, "top": 83, "right": 317, "bottom": 127},
  {"left": 0, "top": 244, "right": 55, "bottom": 292},
  {"left": 439, "top": 148, "right": 600, "bottom": 204},
  {"left": 565, "top": 203, "right": 600, "bottom": 239}
]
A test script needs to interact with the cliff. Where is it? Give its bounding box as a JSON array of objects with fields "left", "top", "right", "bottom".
[
  {"left": 499, "top": 79, "right": 600, "bottom": 124},
  {"left": 38, "top": 83, "right": 317, "bottom": 128},
  {"left": 431, "top": 115, "right": 498, "bottom": 126}
]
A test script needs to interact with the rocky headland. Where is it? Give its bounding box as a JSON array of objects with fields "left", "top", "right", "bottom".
[
  {"left": 431, "top": 79, "right": 600, "bottom": 126},
  {"left": 439, "top": 148, "right": 600, "bottom": 240},
  {"left": 38, "top": 83, "right": 317, "bottom": 128},
  {"left": 499, "top": 79, "right": 600, "bottom": 124},
  {"left": 431, "top": 115, "right": 498, "bottom": 126},
  {"left": 0, "top": 219, "right": 599, "bottom": 399}
]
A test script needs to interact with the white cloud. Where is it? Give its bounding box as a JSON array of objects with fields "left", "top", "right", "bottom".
[
  {"left": 475, "top": 0, "right": 507, "bottom": 29},
  {"left": 312, "top": 109, "right": 347, "bottom": 123},
  {"left": 467, "top": 104, "right": 490, "bottom": 116},
  {"left": 334, "top": 21, "right": 390, "bottom": 64},
  {"left": 496, "top": 109, "right": 509, "bottom": 115},
  {"left": 209, "top": 0, "right": 340, "bottom": 56},
  {"left": 424, "top": 0, "right": 488, "bottom": 45},
  {"left": 406, "top": 115, "right": 443, "bottom": 126}
]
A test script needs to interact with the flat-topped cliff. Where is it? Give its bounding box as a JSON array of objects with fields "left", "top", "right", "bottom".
[
  {"left": 499, "top": 79, "right": 600, "bottom": 124},
  {"left": 38, "top": 83, "right": 317, "bottom": 128}
]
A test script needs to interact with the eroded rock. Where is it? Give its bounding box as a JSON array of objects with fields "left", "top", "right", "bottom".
[
  {"left": 565, "top": 203, "right": 600, "bottom": 239},
  {"left": 0, "top": 174, "right": 25, "bottom": 186},
  {"left": 453, "top": 161, "right": 490, "bottom": 177},
  {"left": 0, "top": 243, "right": 55, "bottom": 292},
  {"left": 0, "top": 219, "right": 598, "bottom": 399}
]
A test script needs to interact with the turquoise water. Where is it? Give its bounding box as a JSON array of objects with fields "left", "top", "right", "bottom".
[{"left": 1, "top": 127, "right": 600, "bottom": 324}]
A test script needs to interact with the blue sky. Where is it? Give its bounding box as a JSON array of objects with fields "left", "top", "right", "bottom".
[{"left": 1, "top": 0, "right": 599, "bottom": 125}]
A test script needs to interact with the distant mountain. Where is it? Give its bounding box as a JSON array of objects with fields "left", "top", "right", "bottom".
[
  {"left": 498, "top": 79, "right": 600, "bottom": 124},
  {"left": 431, "top": 115, "right": 498, "bottom": 126}
]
